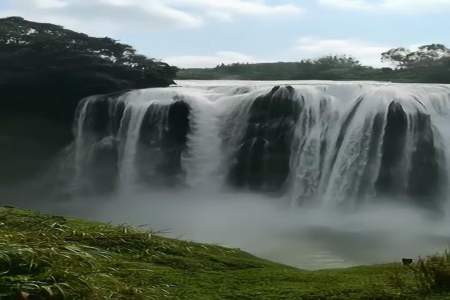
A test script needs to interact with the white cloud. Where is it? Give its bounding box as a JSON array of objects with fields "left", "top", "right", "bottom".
[
  {"left": 319, "top": 0, "right": 450, "bottom": 13},
  {"left": 0, "top": 0, "right": 303, "bottom": 37},
  {"left": 318, "top": 0, "right": 372, "bottom": 10},
  {"left": 166, "top": 39, "right": 435, "bottom": 68},
  {"left": 293, "top": 37, "right": 391, "bottom": 67},
  {"left": 171, "top": 0, "right": 302, "bottom": 16},
  {"left": 34, "top": 0, "right": 68, "bottom": 8},
  {"left": 166, "top": 39, "right": 395, "bottom": 68},
  {"left": 164, "top": 51, "right": 258, "bottom": 68},
  {"left": 2, "top": 0, "right": 203, "bottom": 36},
  {"left": 180, "top": 0, "right": 303, "bottom": 22}
]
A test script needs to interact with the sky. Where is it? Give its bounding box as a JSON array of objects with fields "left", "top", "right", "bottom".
[{"left": 1, "top": 0, "right": 449, "bottom": 68}]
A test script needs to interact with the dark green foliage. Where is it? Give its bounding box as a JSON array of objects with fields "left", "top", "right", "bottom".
[
  {"left": 0, "top": 113, "right": 69, "bottom": 184},
  {"left": 0, "top": 16, "right": 177, "bottom": 129},
  {"left": 390, "top": 252, "right": 450, "bottom": 299},
  {"left": 412, "top": 252, "right": 450, "bottom": 294}
]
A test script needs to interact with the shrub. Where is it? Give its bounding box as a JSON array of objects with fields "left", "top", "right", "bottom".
[{"left": 411, "top": 251, "right": 450, "bottom": 294}]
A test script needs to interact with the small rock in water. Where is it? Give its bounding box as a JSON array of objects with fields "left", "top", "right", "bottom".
[{"left": 402, "top": 258, "right": 413, "bottom": 266}]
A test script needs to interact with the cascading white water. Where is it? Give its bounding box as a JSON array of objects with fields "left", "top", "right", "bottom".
[
  {"left": 31, "top": 80, "right": 450, "bottom": 270},
  {"left": 73, "top": 96, "right": 90, "bottom": 184},
  {"left": 72, "top": 80, "right": 450, "bottom": 208},
  {"left": 117, "top": 102, "right": 150, "bottom": 189},
  {"left": 180, "top": 92, "right": 223, "bottom": 189}
]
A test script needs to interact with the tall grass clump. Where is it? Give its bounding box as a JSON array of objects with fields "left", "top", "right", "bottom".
[{"left": 410, "top": 251, "right": 450, "bottom": 294}]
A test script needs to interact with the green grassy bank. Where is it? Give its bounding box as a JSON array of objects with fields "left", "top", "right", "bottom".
[{"left": 1, "top": 206, "right": 449, "bottom": 299}]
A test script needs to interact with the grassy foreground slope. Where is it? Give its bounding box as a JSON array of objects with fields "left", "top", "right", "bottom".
[{"left": 0, "top": 207, "right": 444, "bottom": 300}]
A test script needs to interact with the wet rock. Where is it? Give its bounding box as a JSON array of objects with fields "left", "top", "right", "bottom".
[
  {"left": 87, "top": 136, "right": 118, "bottom": 193},
  {"left": 376, "top": 101, "right": 445, "bottom": 207},
  {"left": 137, "top": 100, "right": 191, "bottom": 186},
  {"left": 407, "top": 111, "right": 445, "bottom": 201},
  {"left": 375, "top": 101, "right": 408, "bottom": 196},
  {"left": 80, "top": 92, "right": 126, "bottom": 142},
  {"left": 227, "top": 86, "right": 302, "bottom": 192}
]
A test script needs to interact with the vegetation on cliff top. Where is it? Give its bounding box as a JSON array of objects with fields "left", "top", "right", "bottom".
[
  {"left": 177, "top": 44, "right": 450, "bottom": 83},
  {"left": 2, "top": 206, "right": 450, "bottom": 299}
]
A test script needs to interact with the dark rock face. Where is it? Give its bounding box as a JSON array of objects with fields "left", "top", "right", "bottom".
[
  {"left": 137, "top": 100, "right": 191, "bottom": 186},
  {"left": 83, "top": 97, "right": 112, "bottom": 140},
  {"left": 407, "top": 111, "right": 445, "bottom": 199},
  {"left": 375, "top": 101, "right": 445, "bottom": 206},
  {"left": 74, "top": 93, "right": 125, "bottom": 194},
  {"left": 227, "top": 86, "right": 302, "bottom": 192},
  {"left": 77, "top": 94, "right": 191, "bottom": 191},
  {"left": 75, "top": 94, "right": 191, "bottom": 193},
  {"left": 78, "top": 92, "right": 126, "bottom": 144},
  {"left": 111, "top": 101, "right": 126, "bottom": 137},
  {"left": 87, "top": 137, "right": 119, "bottom": 193},
  {"left": 375, "top": 102, "right": 408, "bottom": 196}
]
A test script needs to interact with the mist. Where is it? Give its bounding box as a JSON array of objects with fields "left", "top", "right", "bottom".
[
  {"left": 4, "top": 181, "right": 450, "bottom": 270},
  {"left": 4, "top": 80, "right": 450, "bottom": 270}
]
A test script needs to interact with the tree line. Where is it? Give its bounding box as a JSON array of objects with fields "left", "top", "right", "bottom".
[{"left": 177, "top": 44, "right": 450, "bottom": 83}]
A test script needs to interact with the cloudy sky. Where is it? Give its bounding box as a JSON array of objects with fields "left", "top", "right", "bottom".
[{"left": 1, "top": 0, "right": 449, "bottom": 68}]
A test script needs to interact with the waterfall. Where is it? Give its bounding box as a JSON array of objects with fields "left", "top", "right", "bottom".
[
  {"left": 71, "top": 81, "right": 450, "bottom": 209},
  {"left": 181, "top": 93, "right": 223, "bottom": 189},
  {"left": 117, "top": 102, "right": 149, "bottom": 189}
]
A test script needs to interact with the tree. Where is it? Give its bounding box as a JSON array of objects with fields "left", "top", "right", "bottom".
[
  {"left": 381, "top": 47, "right": 411, "bottom": 67},
  {"left": 0, "top": 16, "right": 178, "bottom": 127},
  {"left": 382, "top": 44, "right": 450, "bottom": 68}
]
